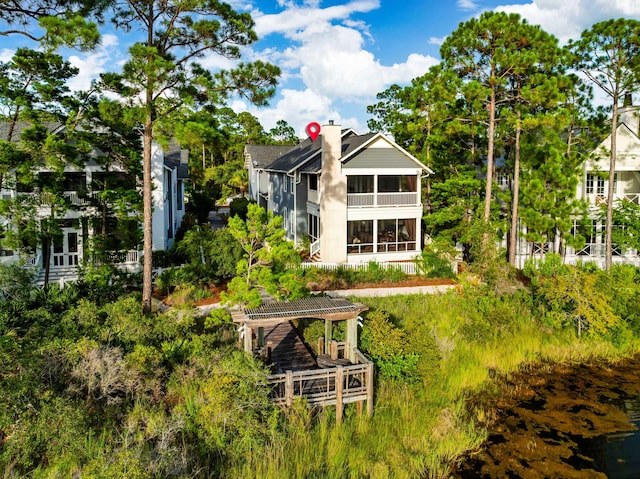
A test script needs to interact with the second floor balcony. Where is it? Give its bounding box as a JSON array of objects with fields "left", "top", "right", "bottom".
[
  {"left": 346, "top": 174, "right": 419, "bottom": 208},
  {"left": 347, "top": 191, "right": 419, "bottom": 207}
]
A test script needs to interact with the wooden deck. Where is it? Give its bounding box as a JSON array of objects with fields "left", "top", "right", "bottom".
[
  {"left": 232, "top": 296, "right": 374, "bottom": 421},
  {"left": 261, "top": 321, "right": 373, "bottom": 420},
  {"left": 263, "top": 322, "right": 317, "bottom": 372}
]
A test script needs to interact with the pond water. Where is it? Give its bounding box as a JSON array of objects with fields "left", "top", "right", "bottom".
[
  {"left": 575, "top": 397, "right": 640, "bottom": 478},
  {"left": 454, "top": 356, "right": 640, "bottom": 478}
]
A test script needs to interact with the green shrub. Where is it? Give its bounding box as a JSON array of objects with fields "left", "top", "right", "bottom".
[
  {"left": 522, "top": 253, "right": 571, "bottom": 286},
  {"left": 360, "top": 310, "right": 419, "bottom": 382},
  {"left": 229, "top": 196, "right": 252, "bottom": 220},
  {"left": 535, "top": 266, "right": 620, "bottom": 338},
  {"left": 0, "top": 397, "right": 89, "bottom": 475},
  {"left": 155, "top": 267, "right": 184, "bottom": 295}
]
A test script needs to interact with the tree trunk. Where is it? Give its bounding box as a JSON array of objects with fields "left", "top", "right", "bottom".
[
  {"left": 605, "top": 98, "right": 619, "bottom": 272},
  {"left": 508, "top": 117, "right": 522, "bottom": 266},
  {"left": 142, "top": 1, "right": 155, "bottom": 315},
  {"left": 142, "top": 120, "right": 154, "bottom": 314},
  {"left": 484, "top": 84, "right": 496, "bottom": 223}
]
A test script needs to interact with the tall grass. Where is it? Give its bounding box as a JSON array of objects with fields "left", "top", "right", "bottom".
[{"left": 229, "top": 285, "right": 640, "bottom": 479}]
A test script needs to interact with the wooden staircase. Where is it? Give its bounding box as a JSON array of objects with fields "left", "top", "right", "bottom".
[{"left": 35, "top": 266, "right": 79, "bottom": 287}]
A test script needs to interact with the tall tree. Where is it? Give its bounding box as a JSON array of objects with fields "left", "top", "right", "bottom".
[
  {"left": 0, "top": 48, "right": 84, "bottom": 284},
  {"left": 0, "top": 0, "right": 104, "bottom": 50},
  {"left": 0, "top": 48, "right": 79, "bottom": 189},
  {"left": 269, "top": 119, "right": 298, "bottom": 145},
  {"left": 103, "top": 1, "right": 280, "bottom": 313},
  {"left": 502, "top": 28, "right": 566, "bottom": 265},
  {"left": 441, "top": 11, "right": 550, "bottom": 226},
  {"left": 569, "top": 19, "right": 640, "bottom": 271}
]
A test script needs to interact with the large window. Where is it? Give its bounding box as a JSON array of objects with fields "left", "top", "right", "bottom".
[
  {"left": 377, "top": 218, "right": 416, "bottom": 253},
  {"left": 378, "top": 175, "right": 417, "bottom": 193},
  {"left": 347, "top": 220, "right": 374, "bottom": 253},
  {"left": 347, "top": 176, "right": 374, "bottom": 193},
  {"left": 347, "top": 218, "right": 417, "bottom": 254}
]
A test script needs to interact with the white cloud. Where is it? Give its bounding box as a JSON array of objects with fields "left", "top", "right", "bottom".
[
  {"left": 253, "top": 0, "right": 380, "bottom": 38},
  {"left": 244, "top": 0, "right": 440, "bottom": 133},
  {"left": 67, "top": 34, "right": 120, "bottom": 91},
  {"left": 458, "top": 0, "right": 479, "bottom": 10},
  {"left": 495, "top": 0, "right": 640, "bottom": 43},
  {"left": 0, "top": 48, "right": 14, "bottom": 63},
  {"left": 239, "top": 88, "right": 364, "bottom": 136},
  {"left": 272, "top": 21, "right": 437, "bottom": 100},
  {"left": 429, "top": 36, "right": 447, "bottom": 46}
]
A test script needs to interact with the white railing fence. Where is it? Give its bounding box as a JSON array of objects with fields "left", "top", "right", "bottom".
[{"left": 300, "top": 260, "right": 416, "bottom": 275}]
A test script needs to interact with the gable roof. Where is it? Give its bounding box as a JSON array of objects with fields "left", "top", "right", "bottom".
[
  {"left": 245, "top": 129, "right": 433, "bottom": 176},
  {"left": 244, "top": 144, "right": 295, "bottom": 169},
  {"left": 299, "top": 133, "right": 376, "bottom": 173},
  {"left": 0, "top": 121, "right": 64, "bottom": 142},
  {"left": 588, "top": 122, "right": 640, "bottom": 172}
]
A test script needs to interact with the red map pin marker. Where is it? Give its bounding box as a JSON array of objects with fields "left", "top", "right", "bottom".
[{"left": 306, "top": 122, "right": 321, "bottom": 141}]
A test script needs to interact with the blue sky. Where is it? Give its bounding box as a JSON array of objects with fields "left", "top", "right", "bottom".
[{"left": 2, "top": 0, "right": 640, "bottom": 137}]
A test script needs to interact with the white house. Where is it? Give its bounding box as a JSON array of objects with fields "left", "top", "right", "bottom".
[
  {"left": 513, "top": 101, "right": 640, "bottom": 268},
  {"left": 0, "top": 122, "right": 188, "bottom": 284},
  {"left": 245, "top": 122, "right": 433, "bottom": 265}
]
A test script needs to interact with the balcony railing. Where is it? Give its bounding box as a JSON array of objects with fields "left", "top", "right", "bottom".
[
  {"left": 17, "top": 191, "right": 98, "bottom": 206},
  {"left": 347, "top": 192, "right": 418, "bottom": 207},
  {"left": 587, "top": 193, "right": 640, "bottom": 206}
]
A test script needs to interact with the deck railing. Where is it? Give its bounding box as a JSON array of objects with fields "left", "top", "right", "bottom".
[{"left": 268, "top": 348, "right": 374, "bottom": 420}]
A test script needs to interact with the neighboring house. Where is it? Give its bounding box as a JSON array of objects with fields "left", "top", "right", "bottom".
[
  {"left": 245, "top": 122, "right": 433, "bottom": 264},
  {"left": 0, "top": 122, "right": 188, "bottom": 284},
  {"left": 513, "top": 101, "right": 640, "bottom": 268}
]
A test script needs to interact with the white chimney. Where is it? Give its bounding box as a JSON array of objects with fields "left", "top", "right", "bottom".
[
  {"left": 319, "top": 122, "right": 347, "bottom": 263},
  {"left": 619, "top": 93, "right": 640, "bottom": 137}
]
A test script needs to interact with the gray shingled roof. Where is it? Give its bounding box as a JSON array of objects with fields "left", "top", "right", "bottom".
[
  {"left": 0, "top": 121, "right": 64, "bottom": 142},
  {"left": 245, "top": 144, "right": 294, "bottom": 169},
  {"left": 164, "top": 139, "right": 189, "bottom": 179},
  {"left": 262, "top": 130, "right": 375, "bottom": 174},
  {"left": 298, "top": 132, "right": 377, "bottom": 174},
  {"left": 263, "top": 137, "right": 320, "bottom": 173}
]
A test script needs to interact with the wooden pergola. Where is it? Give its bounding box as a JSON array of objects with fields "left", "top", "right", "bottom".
[
  {"left": 231, "top": 296, "right": 368, "bottom": 361},
  {"left": 231, "top": 296, "right": 373, "bottom": 421}
]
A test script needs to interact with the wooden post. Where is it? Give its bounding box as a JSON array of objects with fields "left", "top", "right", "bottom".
[
  {"left": 346, "top": 317, "right": 358, "bottom": 363},
  {"left": 366, "top": 362, "right": 374, "bottom": 417},
  {"left": 356, "top": 400, "right": 363, "bottom": 416},
  {"left": 330, "top": 340, "right": 338, "bottom": 360},
  {"left": 266, "top": 340, "right": 273, "bottom": 362},
  {"left": 324, "top": 320, "right": 332, "bottom": 354},
  {"left": 318, "top": 336, "right": 325, "bottom": 356},
  {"left": 285, "top": 370, "right": 294, "bottom": 408},
  {"left": 243, "top": 325, "right": 253, "bottom": 352},
  {"left": 335, "top": 366, "right": 344, "bottom": 424},
  {"left": 257, "top": 327, "right": 264, "bottom": 348}
]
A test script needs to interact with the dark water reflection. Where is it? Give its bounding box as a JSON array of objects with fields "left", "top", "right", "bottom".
[
  {"left": 454, "top": 356, "right": 640, "bottom": 478},
  {"left": 576, "top": 398, "right": 640, "bottom": 478}
]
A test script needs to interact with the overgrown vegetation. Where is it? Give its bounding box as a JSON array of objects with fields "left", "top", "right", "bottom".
[{"left": 2, "top": 257, "right": 640, "bottom": 478}]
